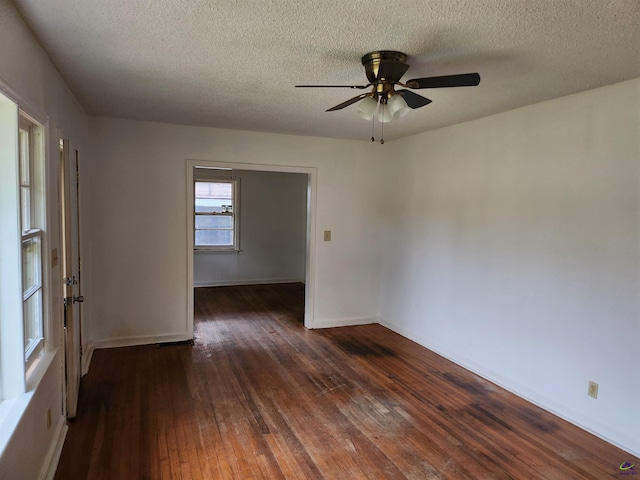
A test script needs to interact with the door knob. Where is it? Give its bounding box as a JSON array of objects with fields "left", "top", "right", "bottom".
[{"left": 73, "top": 295, "right": 84, "bottom": 303}]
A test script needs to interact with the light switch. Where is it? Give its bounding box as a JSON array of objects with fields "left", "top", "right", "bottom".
[{"left": 323, "top": 230, "right": 331, "bottom": 241}]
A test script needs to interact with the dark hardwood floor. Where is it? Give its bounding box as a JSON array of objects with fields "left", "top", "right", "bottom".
[{"left": 55, "top": 283, "right": 636, "bottom": 479}]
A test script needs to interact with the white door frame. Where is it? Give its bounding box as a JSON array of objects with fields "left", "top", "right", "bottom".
[{"left": 186, "top": 159, "right": 317, "bottom": 337}]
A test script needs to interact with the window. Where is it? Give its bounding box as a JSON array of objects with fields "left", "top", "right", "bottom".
[
  {"left": 19, "top": 115, "right": 45, "bottom": 367},
  {"left": 1, "top": 91, "right": 49, "bottom": 407},
  {"left": 194, "top": 179, "right": 239, "bottom": 250}
]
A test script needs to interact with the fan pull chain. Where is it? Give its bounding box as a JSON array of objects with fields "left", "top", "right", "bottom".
[
  {"left": 371, "top": 97, "right": 378, "bottom": 142},
  {"left": 380, "top": 103, "right": 385, "bottom": 144},
  {"left": 371, "top": 113, "right": 375, "bottom": 142}
]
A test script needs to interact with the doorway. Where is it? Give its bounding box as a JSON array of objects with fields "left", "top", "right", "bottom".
[{"left": 186, "top": 160, "right": 317, "bottom": 337}]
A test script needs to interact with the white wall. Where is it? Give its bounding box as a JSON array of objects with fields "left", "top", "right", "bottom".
[
  {"left": 61, "top": 77, "right": 640, "bottom": 459},
  {"left": 193, "top": 169, "right": 307, "bottom": 287},
  {"left": 3, "top": 0, "right": 638, "bottom": 470},
  {"left": 380, "top": 79, "right": 640, "bottom": 455},
  {"left": 0, "top": 0, "right": 90, "bottom": 478},
  {"left": 85, "top": 118, "right": 386, "bottom": 347}
]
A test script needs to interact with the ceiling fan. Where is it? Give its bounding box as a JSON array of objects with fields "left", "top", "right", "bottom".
[{"left": 296, "top": 51, "right": 480, "bottom": 142}]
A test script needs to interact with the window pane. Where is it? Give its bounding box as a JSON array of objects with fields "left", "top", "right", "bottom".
[
  {"left": 195, "top": 215, "right": 233, "bottom": 229},
  {"left": 19, "top": 129, "right": 30, "bottom": 186},
  {"left": 24, "top": 289, "right": 43, "bottom": 352},
  {"left": 22, "top": 235, "right": 41, "bottom": 293},
  {"left": 195, "top": 181, "right": 231, "bottom": 198},
  {"left": 195, "top": 229, "right": 233, "bottom": 247},
  {"left": 195, "top": 199, "right": 232, "bottom": 213},
  {"left": 195, "top": 181, "right": 233, "bottom": 213},
  {"left": 21, "top": 186, "right": 31, "bottom": 232}
]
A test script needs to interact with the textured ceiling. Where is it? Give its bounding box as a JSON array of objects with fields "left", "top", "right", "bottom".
[{"left": 11, "top": 0, "right": 640, "bottom": 141}]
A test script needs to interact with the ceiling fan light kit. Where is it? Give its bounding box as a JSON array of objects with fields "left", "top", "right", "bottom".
[
  {"left": 357, "top": 96, "right": 378, "bottom": 120},
  {"left": 387, "top": 93, "right": 411, "bottom": 120},
  {"left": 379, "top": 104, "right": 393, "bottom": 124},
  {"left": 297, "top": 50, "right": 480, "bottom": 143}
]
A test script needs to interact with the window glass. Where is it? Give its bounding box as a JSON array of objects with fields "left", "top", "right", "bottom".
[
  {"left": 194, "top": 179, "right": 238, "bottom": 249},
  {"left": 19, "top": 129, "right": 29, "bottom": 185},
  {"left": 22, "top": 236, "right": 41, "bottom": 293},
  {"left": 20, "top": 187, "right": 31, "bottom": 232},
  {"left": 195, "top": 182, "right": 233, "bottom": 213},
  {"left": 195, "top": 229, "right": 234, "bottom": 247},
  {"left": 19, "top": 128, "right": 31, "bottom": 232},
  {"left": 195, "top": 215, "right": 233, "bottom": 229},
  {"left": 23, "top": 289, "right": 42, "bottom": 354}
]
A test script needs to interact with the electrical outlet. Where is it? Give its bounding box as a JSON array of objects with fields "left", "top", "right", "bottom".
[
  {"left": 588, "top": 381, "right": 598, "bottom": 399},
  {"left": 323, "top": 230, "right": 331, "bottom": 241},
  {"left": 46, "top": 407, "right": 52, "bottom": 430}
]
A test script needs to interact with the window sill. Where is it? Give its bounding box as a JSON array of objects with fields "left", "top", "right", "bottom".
[
  {"left": 0, "top": 393, "right": 31, "bottom": 458},
  {"left": 0, "top": 348, "right": 58, "bottom": 457},
  {"left": 26, "top": 348, "right": 57, "bottom": 392},
  {"left": 194, "top": 249, "right": 242, "bottom": 255}
]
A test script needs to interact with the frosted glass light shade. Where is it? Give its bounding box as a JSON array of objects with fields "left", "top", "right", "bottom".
[
  {"left": 379, "top": 104, "right": 393, "bottom": 123},
  {"left": 387, "top": 93, "right": 410, "bottom": 119},
  {"left": 357, "top": 96, "right": 378, "bottom": 120}
]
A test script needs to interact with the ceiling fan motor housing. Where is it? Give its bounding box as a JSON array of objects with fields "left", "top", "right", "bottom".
[{"left": 361, "top": 51, "right": 409, "bottom": 84}]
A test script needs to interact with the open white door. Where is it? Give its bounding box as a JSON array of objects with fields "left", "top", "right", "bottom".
[{"left": 60, "top": 139, "right": 83, "bottom": 418}]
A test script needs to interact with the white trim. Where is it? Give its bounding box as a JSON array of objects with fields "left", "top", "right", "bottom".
[
  {"left": 0, "top": 77, "right": 46, "bottom": 125},
  {"left": 92, "top": 333, "right": 192, "bottom": 350},
  {"left": 21, "top": 228, "right": 42, "bottom": 241},
  {"left": 310, "top": 316, "right": 378, "bottom": 329},
  {"left": 24, "top": 348, "right": 57, "bottom": 393},
  {"left": 0, "top": 90, "right": 24, "bottom": 400},
  {"left": 194, "top": 278, "right": 305, "bottom": 288},
  {"left": 38, "top": 419, "right": 67, "bottom": 480},
  {"left": 194, "top": 177, "right": 240, "bottom": 251},
  {"left": 305, "top": 170, "right": 317, "bottom": 328},
  {"left": 20, "top": 112, "right": 52, "bottom": 383},
  {"left": 186, "top": 159, "right": 318, "bottom": 334},
  {"left": 0, "top": 78, "right": 54, "bottom": 367},
  {"left": 194, "top": 249, "right": 242, "bottom": 255},
  {"left": 187, "top": 168, "right": 195, "bottom": 339},
  {"left": 0, "top": 392, "right": 32, "bottom": 456},
  {"left": 0, "top": 349, "right": 57, "bottom": 457}
]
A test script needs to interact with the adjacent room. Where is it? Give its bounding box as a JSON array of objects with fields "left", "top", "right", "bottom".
[
  {"left": 0, "top": 0, "right": 638, "bottom": 478},
  {"left": 190, "top": 164, "right": 309, "bottom": 327}
]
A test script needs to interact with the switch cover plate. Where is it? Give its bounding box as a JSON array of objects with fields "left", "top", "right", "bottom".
[{"left": 588, "top": 381, "right": 598, "bottom": 399}]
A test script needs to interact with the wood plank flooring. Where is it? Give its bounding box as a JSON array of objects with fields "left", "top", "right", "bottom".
[{"left": 55, "top": 283, "right": 637, "bottom": 479}]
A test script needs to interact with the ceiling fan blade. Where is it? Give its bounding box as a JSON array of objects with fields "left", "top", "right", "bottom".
[
  {"left": 406, "top": 73, "right": 481, "bottom": 89},
  {"left": 326, "top": 93, "right": 370, "bottom": 111},
  {"left": 375, "top": 60, "right": 410, "bottom": 82},
  {"left": 396, "top": 90, "right": 432, "bottom": 109},
  {"left": 296, "top": 84, "right": 369, "bottom": 89}
]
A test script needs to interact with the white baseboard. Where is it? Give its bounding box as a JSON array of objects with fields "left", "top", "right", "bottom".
[
  {"left": 194, "top": 277, "right": 304, "bottom": 288},
  {"left": 379, "top": 317, "right": 640, "bottom": 458},
  {"left": 310, "top": 316, "right": 378, "bottom": 329},
  {"left": 92, "top": 332, "right": 192, "bottom": 350},
  {"left": 39, "top": 418, "right": 67, "bottom": 480}
]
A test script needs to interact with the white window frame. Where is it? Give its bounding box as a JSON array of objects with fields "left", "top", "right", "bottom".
[
  {"left": 0, "top": 84, "right": 50, "bottom": 412},
  {"left": 18, "top": 114, "right": 46, "bottom": 370},
  {"left": 193, "top": 178, "right": 240, "bottom": 252}
]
